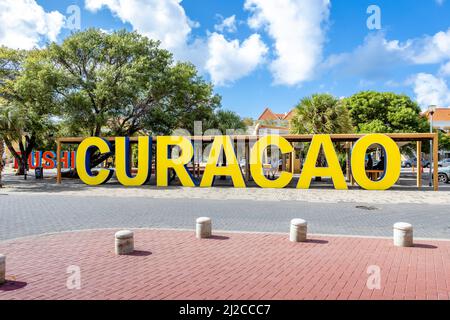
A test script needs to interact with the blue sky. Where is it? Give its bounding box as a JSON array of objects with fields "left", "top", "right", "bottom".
[{"left": 1, "top": 0, "right": 450, "bottom": 118}]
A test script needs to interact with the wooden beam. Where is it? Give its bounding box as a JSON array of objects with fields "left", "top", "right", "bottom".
[
  {"left": 56, "top": 140, "right": 62, "bottom": 184},
  {"left": 57, "top": 133, "right": 438, "bottom": 145},
  {"left": 433, "top": 134, "right": 439, "bottom": 191},
  {"left": 416, "top": 141, "right": 422, "bottom": 189}
]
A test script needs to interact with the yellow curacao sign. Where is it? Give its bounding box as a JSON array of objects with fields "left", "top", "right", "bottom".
[{"left": 76, "top": 134, "right": 401, "bottom": 190}]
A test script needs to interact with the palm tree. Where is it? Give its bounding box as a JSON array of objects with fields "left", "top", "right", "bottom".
[
  {"left": 290, "top": 94, "right": 353, "bottom": 135},
  {"left": 290, "top": 94, "right": 354, "bottom": 180}
]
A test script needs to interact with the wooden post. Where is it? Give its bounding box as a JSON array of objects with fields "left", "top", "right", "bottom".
[
  {"left": 349, "top": 142, "right": 355, "bottom": 186},
  {"left": 245, "top": 140, "right": 250, "bottom": 182},
  {"left": 345, "top": 144, "right": 351, "bottom": 182},
  {"left": 56, "top": 140, "right": 62, "bottom": 184},
  {"left": 291, "top": 151, "right": 295, "bottom": 174},
  {"left": 264, "top": 146, "right": 268, "bottom": 166},
  {"left": 281, "top": 153, "right": 286, "bottom": 171},
  {"left": 416, "top": 141, "right": 422, "bottom": 188},
  {"left": 433, "top": 134, "right": 439, "bottom": 191}
]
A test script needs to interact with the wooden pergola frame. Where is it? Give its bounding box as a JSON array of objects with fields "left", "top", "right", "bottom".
[{"left": 56, "top": 133, "right": 440, "bottom": 191}]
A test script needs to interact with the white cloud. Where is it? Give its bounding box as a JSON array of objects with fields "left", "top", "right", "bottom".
[
  {"left": 410, "top": 29, "right": 450, "bottom": 64},
  {"left": 439, "top": 61, "right": 450, "bottom": 77},
  {"left": 214, "top": 15, "right": 237, "bottom": 33},
  {"left": 86, "top": 0, "right": 271, "bottom": 85},
  {"left": 85, "top": 0, "right": 194, "bottom": 56},
  {"left": 412, "top": 73, "right": 450, "bottom": 107},
  {"left": 206, "top": 33, "right": 268, "bottom": 86},
  {"left": 0, "top": 0, "right": 65, "bottom": 49},
  {"left": 244, "top": 0, "right": 331, "bottom": 86},
  {"left": 324, "top": 32, "right": 412, "bottom": 79},
  {"left": 325, "top": 28, "right": 450, "bottom": 81}
]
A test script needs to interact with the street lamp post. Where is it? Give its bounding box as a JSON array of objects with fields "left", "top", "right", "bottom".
[{"left": 428, "top": 106, "right": 436, "bottom": 187}]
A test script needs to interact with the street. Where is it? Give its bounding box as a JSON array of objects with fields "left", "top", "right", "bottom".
[{"left": 1, "top": 194, "right": 449, "bottom": 240}]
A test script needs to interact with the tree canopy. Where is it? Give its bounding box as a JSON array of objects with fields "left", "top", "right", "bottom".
[
  {"left": 0, "top": 46, "right": 57, "bottom": 173},
  {"left": 209, "top": 110, "right": 247, "bottom": 134},
  {"left": 48, "top": 29, "right": 221, "bottom": 137},
  {"left": 342, "top": 91, "right": 429, "bottom": 134}
]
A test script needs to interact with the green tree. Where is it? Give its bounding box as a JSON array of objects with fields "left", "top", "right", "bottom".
[
  {"left": 209, "top": 110, "right": 247, "bottom": 134},
  {"left": 342, "top": 91, "right": 428, "bottom": 133},
  {"left": 48, "top": 29, "right": 171, "bottom": 137},
  {"left": 242, "top": 117, "right": 254, "bottom": 127},
  {"left": 0, "top": 47, "right": 57, "bottom": 175},
  {"left": 438, "top": 131, "right": 450, "bottom": 151},
  {"left": 142, "top": 62, "right": 221, "bottom": 136},
  {"left": 48, "top": 29, "right": 221, "bottom": 137},
  {"left": 45, "top": 29, "right": 221, "bottom": 173},
  {"left": 290, "top": 94, "right": 353, "bottom": 134}
]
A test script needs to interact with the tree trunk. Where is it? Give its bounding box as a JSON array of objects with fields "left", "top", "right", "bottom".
[{"left": 3, "top": 135, "right": 36, "bottom": 177}]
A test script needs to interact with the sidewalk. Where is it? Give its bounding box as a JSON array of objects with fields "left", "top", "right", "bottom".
[
  {"left": 0, "top": 229, "right": 449, "bottom": 300},
  {"left": 2, "top": 171, "right": 450, "bottom": 205}
]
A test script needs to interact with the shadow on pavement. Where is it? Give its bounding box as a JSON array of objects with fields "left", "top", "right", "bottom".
[
  {"left": 305, "top": 239, "right": 329, "bottom": 244},
  {"left": 127, "top": 250, "right": 152, "bottom": 257},
  {"left": 0, "top": 280, "right": 27, "bottom": 291},
  {"left": 209, "top": 235, "right": 230, "bottom": 241},
  {"left": 413, "top": 243, "right": 438, "bottom": 249}
]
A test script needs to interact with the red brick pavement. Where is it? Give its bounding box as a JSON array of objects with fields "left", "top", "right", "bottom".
[{"left": 0, "top": 229, "right": 449, "bottom": 300}]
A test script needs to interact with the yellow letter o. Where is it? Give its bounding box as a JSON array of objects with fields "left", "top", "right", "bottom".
[{"left": 351, "top": 134, "right": 401, "bottom": 190}]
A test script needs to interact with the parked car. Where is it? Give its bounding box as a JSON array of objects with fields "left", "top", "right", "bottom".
[
  {"left": 438, "top": 158, "right": 450, "bottom": 167},
  {"left": 401, "top": 158, "right": 431, "bottom": 168},
  {"left": 437, "top": 166, "right": 450, "bottom": 183}
]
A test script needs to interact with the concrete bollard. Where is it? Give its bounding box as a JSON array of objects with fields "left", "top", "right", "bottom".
[
  {"left": 115, "top": 230, "right": 134, "bottom": 255},
  {"left": 290, "top": 219, "right": 308, "bottom": 242},
  {"left": 393, "top": 222, "right": 413, "bottom": 247},
  {"left": 0, "top": 254, "right": 5, "bottom": 285},
  {"left": 196, "top": 217, "right": 212, "bottom": 239}
]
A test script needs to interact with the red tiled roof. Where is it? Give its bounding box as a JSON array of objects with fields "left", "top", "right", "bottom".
[
  {"left": 258, "top": 108, "right": 295, "bottom": 121},
  {"left": 283, "top": 109, "right": 295, "bottom": 120},
  {"left": 423, "top": 108, "right": 450, "bottom": 121},
  {"left": 258, "top": 108, "right": 279, "bottom": 121}
]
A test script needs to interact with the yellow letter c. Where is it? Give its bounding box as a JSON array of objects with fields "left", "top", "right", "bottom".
[
  {"left": 76, "top": 137, "right": 113, "bottom": 185},
  {"left": 250, "top": 135, "right": 293, "bottom": 188}
]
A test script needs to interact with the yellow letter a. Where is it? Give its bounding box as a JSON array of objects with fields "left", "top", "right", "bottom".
[
  {"left": 200, "top": 136, "right": 245, "bottom": 188},
  {"left": 297, "top": 135, "right": 347, "bottom": 190},
  {"left": 157, "top": 136, "right": 197, "bottom": 187}
]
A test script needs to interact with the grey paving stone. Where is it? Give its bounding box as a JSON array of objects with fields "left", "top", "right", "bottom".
[{"left": 0, "top": 194, "right": 449, "bottom": 240}]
